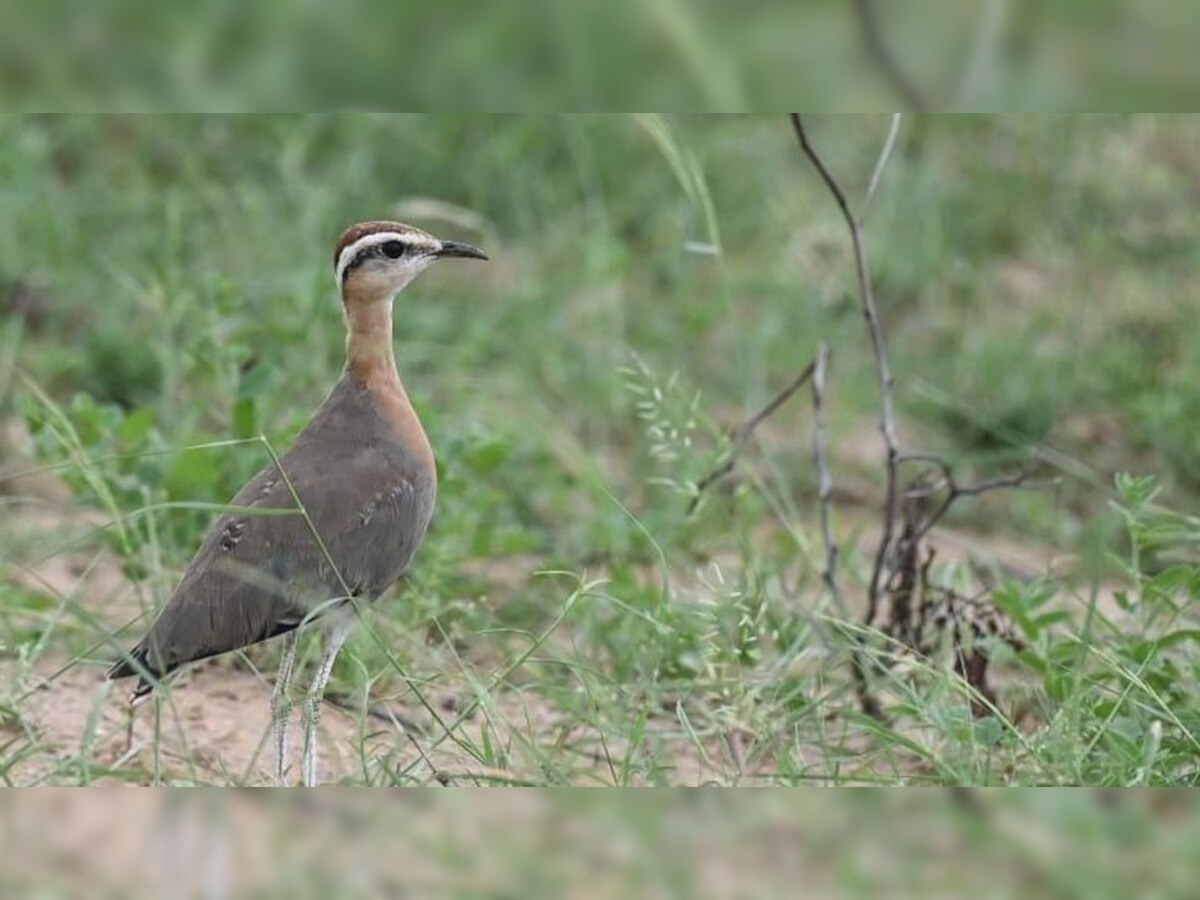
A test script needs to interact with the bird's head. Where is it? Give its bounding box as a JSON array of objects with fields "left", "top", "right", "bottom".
[{"left": 333, "top": 220, "right": 487, "bottom": 303}]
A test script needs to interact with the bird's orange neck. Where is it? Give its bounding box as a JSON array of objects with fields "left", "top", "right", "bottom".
[
  {"left": 343, "top": 298, "right": 400, "bottom": 390},
  {"left": 341, "top": 295, "right": 435, "bottom": 473}
]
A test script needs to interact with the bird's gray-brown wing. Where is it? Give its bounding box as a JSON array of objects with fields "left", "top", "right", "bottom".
[{"left": 108, "top": 383, "right": 435, "bottom": 696}]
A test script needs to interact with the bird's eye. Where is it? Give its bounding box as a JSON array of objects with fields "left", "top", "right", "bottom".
[{"left": 381, "top": 240, "right": 405, "bottom": 259}]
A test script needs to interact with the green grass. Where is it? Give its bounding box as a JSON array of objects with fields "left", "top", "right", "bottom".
[{"left": 1, "top": 114, "right": 1199, "bottom": 786}]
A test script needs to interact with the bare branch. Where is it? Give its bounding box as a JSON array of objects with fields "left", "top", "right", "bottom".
[
  {"left": 731, "top": 361, "right": 818, "bottom": 446},
  {"left": 863, "top": 114, "right": 903, "bottom": 220},
  {"left": 689, "top": 360, "right": 816, "bottom": 512},
  {"left": 954, "top": 469, "right": 1035, "bottom": 499},
  {"left": 921, "top": 469, "right": 1035, "bottom": 540},
  {"left": 850, "top": 0, "right": 929, "bottom": 112},
  {"left": 810, "top": 342, "right": 845, "bottom": 616},
  {"left": 790, "top": 114, "right": 900, "bottom": 628},
  {"left": 897, "top": 452, "right": 1039, "bottom": 541},
  {"left": 897, "top": 453, "right": 955, "bottom": 490}
]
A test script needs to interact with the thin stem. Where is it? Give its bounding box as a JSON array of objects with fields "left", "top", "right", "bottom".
[
  {"left": 790, "top": 114, "right": 900, "bottom": 629},
  {"left": 690, "top": 360, "right": 817, "bottom": 511},
  {"left": 810, "top": 343, "right": 844, "bottom": 617},
  {"left": 897, "top": 451, "right": 1036, "bottom": 541},
  {"left": 863, "top": 114, "right": 903, "bottom": 220}
]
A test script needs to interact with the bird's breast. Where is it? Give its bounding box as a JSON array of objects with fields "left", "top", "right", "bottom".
[{"left": 360, "top": 376, "right": 436, "bottom": 494}]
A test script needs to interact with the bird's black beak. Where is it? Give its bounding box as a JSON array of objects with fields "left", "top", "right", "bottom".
[{"left": 435, "top": 240, "right": 488, "bottom": 261}]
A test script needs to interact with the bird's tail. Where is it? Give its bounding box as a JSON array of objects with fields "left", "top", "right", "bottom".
[{"left": 106, "top": 645, "right": 156, "bottom": 702}]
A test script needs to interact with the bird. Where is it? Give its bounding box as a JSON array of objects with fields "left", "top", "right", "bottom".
[{"left": 107, "top": 220, "right": 487, "bottom": 786}]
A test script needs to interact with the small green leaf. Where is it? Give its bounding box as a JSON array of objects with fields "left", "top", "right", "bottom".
[
  {"left": 232, "top": 396, "right": 257, "bottom": 440},
  {"left": 1030, "top": 610, "right": 1073, "bottom": 630},
  {"left": 1152, "top": 629, "right": 1200, "bottom": 651},
  {"left": 115, "top": 406, "right": 155, "bottom": 445},
  {"left": 165, "top": 448, "right": 223, "bottom": 500}
]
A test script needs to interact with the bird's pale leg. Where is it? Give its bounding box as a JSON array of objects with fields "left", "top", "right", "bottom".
[
  {"left": 301, "top": 622, "right": 352, "bottom": 787},
  {"left": 271, "top": 631, "right": 299, "bottom": 787}
]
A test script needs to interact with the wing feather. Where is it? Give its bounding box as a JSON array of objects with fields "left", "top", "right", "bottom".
[{"left": 108, "top": 376, "right": 435, "bottom": 693}]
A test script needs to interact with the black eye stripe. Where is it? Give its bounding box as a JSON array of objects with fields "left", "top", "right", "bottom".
[{"left": 342, "top": 238, "right": 409, "bottom": 281}]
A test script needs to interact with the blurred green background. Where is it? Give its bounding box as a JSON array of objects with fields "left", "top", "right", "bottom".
[
  {"left": 1, "top": 2, "right": 1198, "bottom": 109},
  {"left": 1, "top": 114, "right": 1199, "bottom": 786}
]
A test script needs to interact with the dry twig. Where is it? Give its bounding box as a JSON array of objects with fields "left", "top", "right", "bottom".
[
  {"left": 898, "top": 453, "right": 1036, "bottom": 544},
  {"left": 790, "top": 113, "right": 900, "bottom": 629},
  {"left": 790, "top": 114, "right": 1036, "bottom": 719},
  {"left": 808, "top": 341, "right": 881, "bottom": 714},
  {"left": 809, "top": 343, "right": 843, "bottom": 615},
  {"left": 689, "top": 360, "right": 816, "bottom": 512},
  {"left": 863, "top": 114, "right": 903, "bottom": 219}
]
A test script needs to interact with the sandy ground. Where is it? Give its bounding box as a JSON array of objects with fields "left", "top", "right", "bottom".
[
  {"left": 6, "top": 651, "right": 745, "bottom": 786},
  {"left": 9, "top": 660, "right": 366, "bottom": 785}
]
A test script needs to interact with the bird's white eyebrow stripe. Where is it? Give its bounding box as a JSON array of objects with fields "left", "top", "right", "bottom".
[
  {"left": 335, "top": 232, "right": 407, "bottom": 284},
  {"left": 335, "top": 232, "right": 437, "bottom": 283}
]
